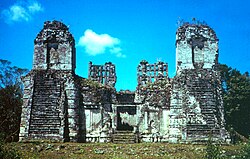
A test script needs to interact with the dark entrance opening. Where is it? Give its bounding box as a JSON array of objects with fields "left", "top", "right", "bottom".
[{"left": 117, "top": 106, "right": 136, "bottom": 131}]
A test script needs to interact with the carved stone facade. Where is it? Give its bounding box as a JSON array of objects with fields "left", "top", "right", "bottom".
[
  {"left": 137, "top": 60, "right": 168, "bottom": 86},
  {"left": 19, "top": 21, "right": 229, "bottom": 143},
  {"left": 88, "top": 62, "right": 116, "bottom": 87}
]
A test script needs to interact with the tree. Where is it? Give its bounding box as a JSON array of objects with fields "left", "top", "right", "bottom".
[
  {"left": 0, "top": 59, "right": 28, "bottom": 142},
  {"left": 219, "top": 64, "right": 250, "bottom": 140}
]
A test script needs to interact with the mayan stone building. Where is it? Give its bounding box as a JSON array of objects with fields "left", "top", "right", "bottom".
[
  {"left": 19, "top": 21, "right": 229, "bottom": 143},
  {"left": 19, "top": 21, "right": 82, "bottom": 142},
  {"left": 168, "top": 24, "right": 228, "bottom": 143}
]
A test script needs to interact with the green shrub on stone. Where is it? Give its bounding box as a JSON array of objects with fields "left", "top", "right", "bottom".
[{"left": 205, "top": 136, "right": 221, "bottom": 159}]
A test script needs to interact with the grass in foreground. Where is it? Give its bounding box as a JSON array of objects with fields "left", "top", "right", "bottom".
[{"left": 4, "top": 142, "right": 243, "bottom": 159}]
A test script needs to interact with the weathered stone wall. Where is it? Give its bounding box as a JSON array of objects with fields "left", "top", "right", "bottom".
[
  {"left": 19, "top": 71, "right": 35, "bottom": 141},
  {"left": 33, "top": 21, "right": 76, "bottom": 71},
  {"left": 78, "top": 78, "right": 115, "bottom": 142},
  {"left": 176, "top": 24, "right": 218, "bottom": 73},
  {"left": 135, "top": 60, "right": 171, "bottom": 142},
  {"left": 169, "top": 69, "right": 226, "bottom": 143},
  {"left": 137, "top": 60, "right": 168, "bottom": 86},
  {"left": 116, "top": 91, "right": 135, "bottom": 104}
]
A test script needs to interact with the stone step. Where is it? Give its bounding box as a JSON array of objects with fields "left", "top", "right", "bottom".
[
  {"left": 112, "top": 131, "right": 137, "bottom": 144},
  {"left": 32, "top": 101, "right": 59, "bottom": 105},
  {"left": 30, "top": 116, "right": 60, "bottom": 120},
  {"left": 31, "top": 117, "right": 61, "bottom": 120},
  {"left": 30, "top": 119, "right": 60, "bottom": 125},
  {"left": 31, "top": 119, "right": 60, "bottom": 123},
  {"left": 33, "top": 96, "right": 59, "bottom": 99},
  {"left": 29, "top": 126, "right": 60, "bottom": 130},
  {"left": 34, "top": 82, "right": 59, "bottom": 86},
  {"left": 33, "top": 91, "right": 60, "bottom": 95},
  {"left": 187, "top": 129, "right": 217, "bottom": 132},
  {"left": 28, "top": 72, "right": 63, "bottom": 138},
  {"left": 34, "top": 83, "right": 59, "bottom": 86},
  {"left": 187, "top": 130, "right": 221, "bottom": 135},
  {"left": 32, "top": 102, "right": 59, "bottom": 106},
  {"left": 29, "top": 127, "right": 61, "bottom": 131},
  {"left": 32, "top": 103, "right": 59, "bottom": 106},
  {"left": 29, "top": 125, "right": 60, "bottom": 129},
  {"left": 29, "top": 133, "right": 61, "bottom": 138},
  {"left": 113, "top": 133, "right": 135, "bottom": 138},
  {"left": 30, "top": 123, "right": 60, "bottom": 128},
  {"left": 114, "top": 131, "right": 134, "bottom": 134},
  {"left": 32, "top": 103, "right": 59, "bottom": 107},
  {"left": 29, "top": 129, "right": 59, "bottom": 134},
  {"left": 33, "top": 94, "right": 60, "bottom": 98},
  {"left": 32, "top": 101, "right": 56, "bottom": 104},
  {"left": 113, "top": 139, "right": 135, "bottom": 144},
  {"left": 35, "top": 78, "right": 57, "bottom": 80},
  {"left": 31, "top": 108, "right": 59, "bottom": 111},
  {"left": 30, "top": 120, "right": 61, "bottom": 124},
  {"left": 31, "top": 112, "right": 60, "bottom": 117},
  {"left": 30, "top": 116, "right": 60, "bottom": 121},
  {"left": 32, "top": 105, "right": 59, "bottom": 109},
  {"left": 31, "top": 109, "right": 59, "bottom": 113},
  {"left": 33, "top": 89, "right": 60, "bottom": 92}
]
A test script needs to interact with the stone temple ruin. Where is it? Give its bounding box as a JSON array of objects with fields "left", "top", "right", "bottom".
[{"left": 19, "top": 21, "right": 229, "bottom": 143}]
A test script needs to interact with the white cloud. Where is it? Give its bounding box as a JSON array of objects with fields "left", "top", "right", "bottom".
[
  {"left": 28, "top": 2, "right": 43, "bottom": 13},
  {"left": 78, "top": 29, "right": 126, "bottom": 58},
  {"left": 110, "top": 47, "right": 126, "bottom": 58},
  {"left": 2, "top": 5, "right": 30, "bottom": 22},
  {"left": 2, "top": 1, "right": 43, "bottom": 23}
]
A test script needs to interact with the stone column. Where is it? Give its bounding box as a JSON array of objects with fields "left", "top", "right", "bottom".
[
  {"left": 65, "top": 75, "right": 79, "bottom": 142},
  {"left": 144, "top": 111, "right": 148, "bottom": 130},
  {"left": 19, "top": 74, "right": 34, "bottom": 141}
]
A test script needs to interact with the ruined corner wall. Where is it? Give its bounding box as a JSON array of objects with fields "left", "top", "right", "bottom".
[
  {"left": 169, "top": 24, "right": 228, "bottom": 143},
  {"left": 78, "top": 78, "right": 116, "bottom": 142},
  {"left": 88, "top": 62, "right": 117, "bottom": 87},
  {"left": 19, "top": 21, "right": 81, "bottom": 142},
  {"left": 134, "top": 60, "right": 171, "bottom": 142}
]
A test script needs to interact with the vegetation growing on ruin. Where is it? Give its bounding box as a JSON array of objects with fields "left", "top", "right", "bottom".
[
  {"left": 177, "top": 18, "right": 208, "bottom": 27},
  {"left": 145, "top": 79, "right": 170, "bottom": 89},
  {"left": 77, "top": 77, "right": 115, "bottom": 90}
]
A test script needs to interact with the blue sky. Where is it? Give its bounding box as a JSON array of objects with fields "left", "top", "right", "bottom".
[{"left": 1, "top": 0, "right": 250, "bottom": 91}]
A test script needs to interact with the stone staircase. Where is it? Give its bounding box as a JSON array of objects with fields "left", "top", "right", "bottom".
[
  {"left": 29, "top": 72, "right": 62, "bottom": 139},
  {"left": 112, "top": 131, "right": 138, "bottom": 144}
]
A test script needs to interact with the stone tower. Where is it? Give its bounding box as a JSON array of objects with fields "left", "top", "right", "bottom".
[
  {"left": 169, "top": 24, "right": 228, "bottom": 143},
  {"left": 19, "top": 21, "right": 81, "bottom": 142},
  {"left": 32, "top": 21, "right": 76, "bottom": 71},
  {"left": 176, "top": 24, "right": 218, "bottom": 73}
]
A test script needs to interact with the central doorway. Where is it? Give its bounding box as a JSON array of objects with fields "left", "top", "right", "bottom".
[{"left": 117, "top": 106, "right": 136, "bottom": 131}]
